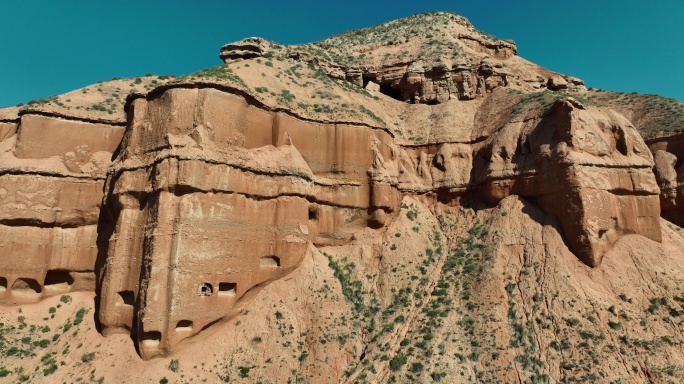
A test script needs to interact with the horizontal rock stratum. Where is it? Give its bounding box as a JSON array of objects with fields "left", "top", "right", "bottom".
[{"left": 2, "top": 11, "right": 684, "bottom": 384}]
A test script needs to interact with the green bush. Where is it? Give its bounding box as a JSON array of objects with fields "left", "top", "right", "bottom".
[
  {"left": 81, "top": 352, "right": 95, "bottom": 363},
  {"left": 608, "top": 321, "right": 622, "bottom": 330},
  {"left": 281, "top": 90, "right": 295, "bottom": 102},
  {"left": 389, "top": 353, "right": 407, "bottom": 371}
]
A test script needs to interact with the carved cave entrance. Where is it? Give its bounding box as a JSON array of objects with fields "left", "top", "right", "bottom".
[{"left": 199, "top": 283, "right": 213, "bottom": 296}]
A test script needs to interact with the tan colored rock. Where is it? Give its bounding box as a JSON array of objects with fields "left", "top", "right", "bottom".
[
  {"left": 219, "top": 37, "right": 268, "bottom": 61},
  {"left": 0, "top": 13, "right": 678, "bottom": 381},
  {"left": 97, "top": 87, "right": 406, "bottom": 357},
  {"left": 648, "top": 134, "right": 684, "bottom": 225},
  {"left": 547, "top": 74, "right": 568, "bottom": 90},
  {"left": 477, "top": 98, "right": 661, "bottom": 266},
  {"left": 0, "top": 112, "right": 123, "bottom": 305}
]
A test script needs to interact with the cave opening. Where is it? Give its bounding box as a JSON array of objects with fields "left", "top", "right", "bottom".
[
  {"left": 44, "top": 270, "right": 74, "bottom": 286},
  {"left": 379, "top": 84, "right": 404, "bottom": 102},
  {"left": 308, "top": 207, "right": 319, "bottom": 222},
  {"left": 140, "top": 330, "right": 161, "bottom": 346},
  {"left": 11, "top": 278, "right": 42, "bottom": 295},
  {"left": 0, "top": 277, "right": 6, "bottom": 292},
  {"left": 176, "top": 320, "right": 193, "bottom": 331},
  {"left": 199, "top": 283, "right": 213, "bottom": 296},
  {"left": 118, "top": 290, "right": 135, "bottom": 306},
  {"left": 218, "top": 282, "right": 237, "bottom": 296},
  {"left": 362, "top": 75, "right": 371, "bottom": 88},
  {"left": 260, "top": 256, "right": 281, "bottom": 268}
]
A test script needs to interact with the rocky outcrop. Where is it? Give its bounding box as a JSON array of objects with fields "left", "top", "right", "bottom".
[
  {"left": 97, "top": 87, "right": 402, "bottom": 358},
  {"left": 219, "top": 37, "right": 268, "bottom": 61},
  {"left": 0, "top": 11, "right": 670, "bottom": 367},
  {"left": 478, "top": 99, "right": 661, "bottom": 266},
  {"left": 648, "top": 134, "right": 684, "bottom": 226},
  {"left": 89, "top": 82, "right": 662, "bottom": 359},
  {"left": 220, "top": 12, "right": 584, "bottom": 105},
  {"left": 0, "top": 111, "right": 124, "bottom": 304},
  {"left": 0, "top": 88, "right": 660, "bottom": 359}
]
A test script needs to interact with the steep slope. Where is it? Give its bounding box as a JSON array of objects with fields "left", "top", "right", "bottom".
[{"left": 0, "top": 10, "right": 683, "bottom": 384}]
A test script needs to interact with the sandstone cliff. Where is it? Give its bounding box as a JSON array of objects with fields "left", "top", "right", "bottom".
[{"left": 1, "top": 11, "right": 684, "bottom": 384}]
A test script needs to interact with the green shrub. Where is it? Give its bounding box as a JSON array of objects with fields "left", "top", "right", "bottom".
[
  {"left": 608, "top": 321, "right": 622, "bottom": 330},
  {"left": 565, "top": 318, "right": 580, "bottom": 327},
  {"left": 238, "top": 366, "right": 251, "bottom": 378},
  {"left": 73, "top": 307, "right": 87, "bottom": 325},
  {"left": 281, "top": 90, "right": 295, "bottom": 101},
  {"left": 389, "top": 353, "right": 407, "bottom": 371},
  {"left": 81, "top": 352, "right": 95, "bottom": 363}
]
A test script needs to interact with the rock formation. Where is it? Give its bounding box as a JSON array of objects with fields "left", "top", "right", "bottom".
[
  {"left": 648, "top": 134, "right": 684, "bottom": 226},
  {"left": 0, "top": 110, "right": 124, "bottom": 304},
  {"left": 2, "top": 11, "right": 684, "bottom": 384}
]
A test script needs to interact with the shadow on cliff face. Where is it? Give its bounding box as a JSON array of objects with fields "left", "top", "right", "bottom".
[
  {"left": 519, "top": 196, "right": 572, "bottom": 251},
  {"left": 93, "top": 182, "right": 119, "bottom": 334}
]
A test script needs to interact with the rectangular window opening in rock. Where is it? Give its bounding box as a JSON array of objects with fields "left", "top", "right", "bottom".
[
  {"left": 140, "top": 331, "right": 161, "bottom": 346},
  {"left": 218, "top": 282, "right": 237, "bottom": 296},
  {"left": 44, "top": 270, "right": 74, "bottom": 287},
  {"left": 176, "top": 320, "right": 193, "bottom": 331},
  {"left": 260, "top": 256, "right": 281, "bottom": 268}
]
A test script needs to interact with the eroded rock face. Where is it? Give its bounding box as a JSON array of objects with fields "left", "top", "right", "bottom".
[
  {"left": 91, "top": 86, "right": 664, "bottom": 358},
  {"left": 97, "top": 87, "right": 403, "bottom": 358},
  {"left": 478, "top": 99, "right": 661, "bottom": 266},
  {"left": 648, "top": 134, "right": 684, "bottom": 226},
  {"left": 219, "top": 12, "right": 585, "bottom": 106},
  {"left": 219, "top": 37, "right": 268, "bottom": 61},
  {"left": 0, "top": 12, "right": 666, "bottom": 363},
  {"left": 0, "top": 112, "right": 124, "bottom": 304}
]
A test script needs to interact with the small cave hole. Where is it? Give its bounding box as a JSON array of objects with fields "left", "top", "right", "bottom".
[
  {"left": 140, "top": 331, "right": 161, "bottom": 347},
  {"left": 218, "top": 282, "right": 237, "bottom": 296},
  {"left": 260, "top": 256, "right": 281, "bottom": 268},
  {"left": 614, "top": 129, "right": 628, "bottom": 156},
  {"left": 199, "top": 283, "right": 213, "bottom": 296},
  {"left": 44, "top": 270, "right": 74, "bottom": 287},
  {"left": 362, "top": 75, "right": 372, "bottom": 88},
  {"left": 118, "top": 290, "right": 135, "bottom": 306},
  {"left": 0, "top": 277, "right": 7, "bottom": 292},
  {"left": 11, "top": 278, "right": 42, "bottom": 296},
  {"left": 379, "top": 83, "right": 404, "bottom": 101},
  {"left": 308, "top": 207, "right": 319, "bottom": 222},
  {"left": 176, "top": 320, "right": 193, "bottom": 331}
]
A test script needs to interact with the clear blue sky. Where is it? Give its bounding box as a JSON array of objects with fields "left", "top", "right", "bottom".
[{"left": 1, "top": 1, "right": 683, "bottom": 107}]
